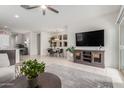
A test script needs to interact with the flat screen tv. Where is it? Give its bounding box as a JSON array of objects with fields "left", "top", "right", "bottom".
[{"left": 76, "top": 30, "right": 104, "bottom": 46}]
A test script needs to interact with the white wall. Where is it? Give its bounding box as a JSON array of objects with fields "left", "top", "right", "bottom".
[
  {"left": 29, "top": 32, "right": 38, "bottom": 56},
  {"left": 15, "top": 34, "right": 24, "bottom": 44},
  {"left": 67, "top": 12, "right": 119, "bottom": 68},
  {"left": 9, "top": 34, "right": 16, "bottom": 48},
  {"left": 40, "top": 32, "right": 50, "bottom": 56}
]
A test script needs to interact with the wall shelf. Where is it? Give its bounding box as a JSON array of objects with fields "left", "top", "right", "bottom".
[{"left": 50, "top": 34, "right": 68, "bottom": 48}]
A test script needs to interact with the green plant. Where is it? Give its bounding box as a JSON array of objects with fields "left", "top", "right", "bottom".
[
  {"left": 66, "top": 46, "right": 75, "bottom": 53},
  {"left": 20, "top": 59, "right": 45, "bottom": 80}
]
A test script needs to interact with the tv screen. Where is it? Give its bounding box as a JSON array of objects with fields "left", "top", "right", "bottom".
[{"left": 76, "top": 30, "right": 104, "bottom": 46}]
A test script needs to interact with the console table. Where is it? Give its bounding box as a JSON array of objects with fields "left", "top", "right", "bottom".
[{"left": 74, "top": 50, "right": 104, "bottom": 68}]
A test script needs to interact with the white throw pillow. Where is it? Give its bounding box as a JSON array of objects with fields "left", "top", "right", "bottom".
[{"left": 0, "top": 53, "right": 10, "bottom": 67}]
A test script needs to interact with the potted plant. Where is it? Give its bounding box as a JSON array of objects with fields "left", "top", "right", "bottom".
[
  {"left": 20, "top": 59, "right": 45, "bottom": 88},
  {"left": 66, "top": 46, "right": 75, "bottom": 61}
]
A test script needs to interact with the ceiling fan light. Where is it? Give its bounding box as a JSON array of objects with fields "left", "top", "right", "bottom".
[
  {"left": 41, "top": 5, "right": 47, "bottom": 10},
  {"left": 14, "top": 14, "right": 20, "bottom": 18}
]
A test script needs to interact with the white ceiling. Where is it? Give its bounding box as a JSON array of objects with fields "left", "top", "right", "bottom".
[{"left": 0, "top": 5, "right": 121, "bottom": 32}]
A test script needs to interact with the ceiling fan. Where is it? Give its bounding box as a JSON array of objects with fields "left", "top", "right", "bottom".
[{"left": 20, "top": 5, "right": 59, "bottom": 15}]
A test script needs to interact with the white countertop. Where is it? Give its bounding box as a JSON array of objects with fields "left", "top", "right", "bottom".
[{"left": 0, "top": 48, "right": 19, "bottom": 50}]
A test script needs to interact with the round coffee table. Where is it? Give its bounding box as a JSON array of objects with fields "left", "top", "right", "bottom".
[{"left": 1, "top": 72, "right": 61, "bottom": 88}]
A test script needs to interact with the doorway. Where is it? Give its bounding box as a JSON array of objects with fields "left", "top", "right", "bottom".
[{"left": 37, "top": 33, "right": 41, "bottom": 55}]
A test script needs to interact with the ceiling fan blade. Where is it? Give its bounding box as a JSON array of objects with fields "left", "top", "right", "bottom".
[
  {"left": 42, "top": 9, "right": 46, "bottom": 15},
  {"left": 47, "top": 6, "right": 59, "bottom": 13},
  {"left": 21, "top": 5, "right": 39, "bottom": 9}
]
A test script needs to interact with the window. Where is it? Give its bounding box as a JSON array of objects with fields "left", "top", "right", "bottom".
[{"left": 0, "top": 34, "right": 9, "bottom": 48}]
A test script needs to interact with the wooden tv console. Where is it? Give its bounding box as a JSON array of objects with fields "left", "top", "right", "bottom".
[{"left": 73, "top": 50, "right": 104, "bottom": 68}]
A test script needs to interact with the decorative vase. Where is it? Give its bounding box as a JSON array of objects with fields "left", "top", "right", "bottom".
[{"left": 27, "top": 77, "right": 38, "bottom": 88}]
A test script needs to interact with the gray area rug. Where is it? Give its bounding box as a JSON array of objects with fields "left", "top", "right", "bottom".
[{"left": 46, "top": 64, "right": 113, "bottom": 88}]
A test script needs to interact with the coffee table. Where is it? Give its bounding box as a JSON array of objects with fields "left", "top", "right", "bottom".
[{"left": 1, "top": 72, "right": 61, "bottom": 88}]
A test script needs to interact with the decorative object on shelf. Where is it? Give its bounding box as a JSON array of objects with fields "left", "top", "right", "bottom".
[
  {"left": 48, "top": 37, "right": 55, "bottom": 48},
  {"left": 66, "top": 46, "right": 75, "bottom": 61},
  {"left": 20, "top": 59, "right": 45, "bottom": 88},
  {"left": 49, "top": 31, "right": 68, "bottom": 48}
]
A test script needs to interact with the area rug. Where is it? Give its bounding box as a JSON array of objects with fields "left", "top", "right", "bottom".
[{"left": 46, "top": 64, "right": 113, "bottom": 88}]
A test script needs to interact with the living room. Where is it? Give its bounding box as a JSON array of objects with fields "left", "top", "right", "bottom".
[{"left": 0, "top": 4, "right": 124, "bottom": 89}]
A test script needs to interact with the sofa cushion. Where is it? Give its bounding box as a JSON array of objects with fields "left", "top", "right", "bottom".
[
  {"left": 0, "top": 53, "right": 10, "bottom": 67},
  {"left": 0, "top": 65, "right": 15, "bottom": 84}
]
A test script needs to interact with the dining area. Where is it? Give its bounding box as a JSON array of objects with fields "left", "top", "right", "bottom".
[
  {"left": 47, "top": 33, "right": 68, "bottom": 58},
  {"left": 47, "top": 48, "right": 64, "bottom": 57}
]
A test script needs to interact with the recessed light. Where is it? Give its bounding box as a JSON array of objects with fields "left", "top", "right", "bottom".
[
  {"left": 14, "top": 14, "right": 20, "bottom": 18},
  {"left": 4, "top": 26, "right": 8, "bottom": 28},
  {"left": 41, "top": 5, "right": 47, "bottom": 10}
]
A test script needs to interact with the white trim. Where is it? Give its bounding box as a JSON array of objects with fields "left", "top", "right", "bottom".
[
  {"left": 119, "top": 24, "right": 121, "bottom": 70},
  {"left": 117, "top": 6, "right": 124, "bottom": 70},
  {"left": 116, "top": 6, "right": 124, "bottom": 24}
]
